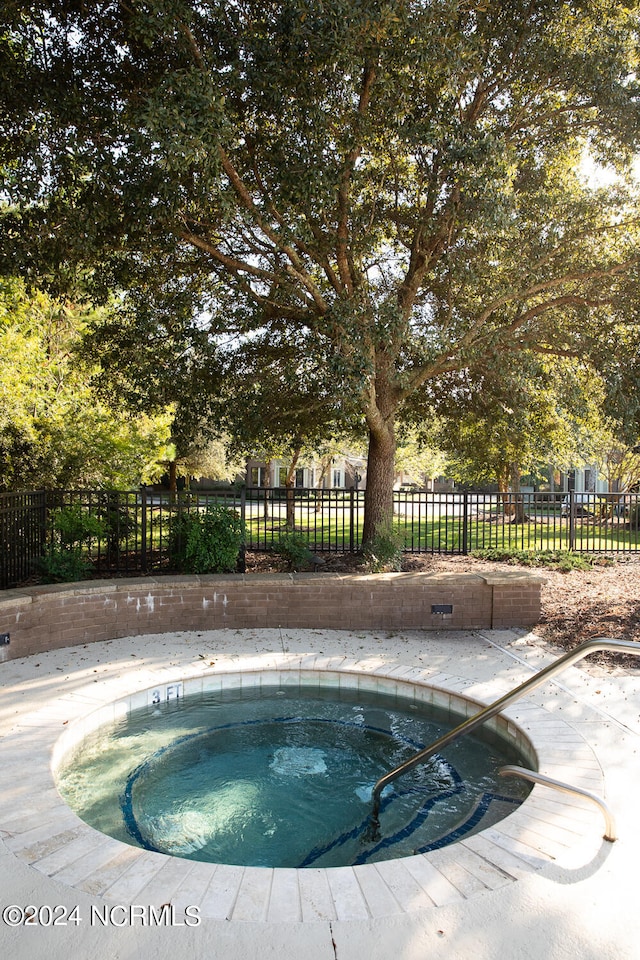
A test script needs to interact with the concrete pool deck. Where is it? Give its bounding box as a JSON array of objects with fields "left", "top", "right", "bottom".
[{"left": 1, "top": 626, "right": 639, "bottom": 959}]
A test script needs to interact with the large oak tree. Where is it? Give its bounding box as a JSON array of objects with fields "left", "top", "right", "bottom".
[{"left": 2, "top": 1, "right": 640, "bottom": 538}]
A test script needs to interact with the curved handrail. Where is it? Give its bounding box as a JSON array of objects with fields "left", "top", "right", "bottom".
[
  {"left": 368, "top": 637, "right": 640, "bottom": 836},
  {"left": 499, "top": 765, "right": 617, "bottom": 841}
]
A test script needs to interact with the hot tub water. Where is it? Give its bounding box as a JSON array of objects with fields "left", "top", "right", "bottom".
[{"left": 56, "top": 681, "right": 531, "bottom": 868}]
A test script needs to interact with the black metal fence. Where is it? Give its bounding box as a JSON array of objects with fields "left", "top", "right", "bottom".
[
  {"left": 1, "top": 487, "right": 639, "bottom": 589},
  {"left": 0, "top": 491, "right": 47, "bottom": 589}
]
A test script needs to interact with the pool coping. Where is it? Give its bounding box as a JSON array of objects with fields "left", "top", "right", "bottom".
[{"left": 0, "top": 646, "right": 605, "bottom": 924}]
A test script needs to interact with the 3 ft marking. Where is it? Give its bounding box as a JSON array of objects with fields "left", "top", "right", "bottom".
[{"left": 149, "top": 683, "right": 183, "bottom": 705}]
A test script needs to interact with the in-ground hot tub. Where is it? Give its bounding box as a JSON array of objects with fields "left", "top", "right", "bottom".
[
  {"left": 1, "top": 639, "right": 606, "bottom": 924},
  {"left": 53, "top": 668, "right": 536, "bottom": 870}
]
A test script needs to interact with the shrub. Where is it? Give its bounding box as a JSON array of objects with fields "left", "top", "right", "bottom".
[
  {"left": 274, "top": 530, "right": 315, "bottom": 570},
  {"left": 95, "top": 491, "right": 138, "bottom": 561},
  {"left": 39, "top": 504, "right": 106, "bottom": 582},
  {"left": 362, "top": 524, "right": 405, "bottom": 573},
  {"left": 169, "top": 504, "right": 245, "bottom": 574}
]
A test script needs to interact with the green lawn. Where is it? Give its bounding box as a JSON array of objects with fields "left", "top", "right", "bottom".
[
  {"left": 241, "top": 503, "right": 640, "bottom": 555},
  {"left": 69, "top": 494, "right": 640, "bottom": 578}
]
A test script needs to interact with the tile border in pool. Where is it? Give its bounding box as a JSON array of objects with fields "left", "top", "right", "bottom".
[{"left": 0, "top": 650, "right": 605, "bottom": 924}]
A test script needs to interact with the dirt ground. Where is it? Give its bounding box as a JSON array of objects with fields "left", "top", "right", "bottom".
[{"left": 245, "top": 549, "right": 640, "bottom": 667}]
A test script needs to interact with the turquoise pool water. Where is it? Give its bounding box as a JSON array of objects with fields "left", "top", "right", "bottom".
[{"left": 56, "top": 682, "right": 531, "bottom": 868}]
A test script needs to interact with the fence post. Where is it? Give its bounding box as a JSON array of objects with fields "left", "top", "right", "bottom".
[
  {"left": 349, "top": 487, "right": 355, "bottom": 553},
  {"left": 238, "top": 486, "right": 247, "bottom": 571},
  {"left": 140, "top": 486, "right": 148, "bottom": 573},
  {"left": 462, "top": 492, "right": 469, "bottom": 555},
  {"left": 37, "top": 489, "right": 46, "bottom": 560},
  {"left": 240, "top": 484, "right": 247, "bottom": 527},
  {"left": 42, "top": 489, "right": 50, "bottom": 561},
  {"left": 568, "top": 490, "right": 576, "bottom": 551}
]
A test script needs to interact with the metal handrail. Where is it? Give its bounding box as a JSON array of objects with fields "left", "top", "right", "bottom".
[
  {"left": 498, "top": 765, "right": 617, "bottom": 841},
  {"left": 368, "top": 637, "right": 640, "bottom": 836}
]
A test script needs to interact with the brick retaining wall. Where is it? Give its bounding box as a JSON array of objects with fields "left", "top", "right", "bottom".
[{"left": 0, "top": 570, "right": 542, "bottom": 662}]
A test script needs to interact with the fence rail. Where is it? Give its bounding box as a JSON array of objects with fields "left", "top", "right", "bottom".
[{"left": 1, "top": 487, "right": 639, "bottom": 589}]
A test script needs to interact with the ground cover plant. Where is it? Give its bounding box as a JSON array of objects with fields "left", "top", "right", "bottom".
[
  {"left": 471, "top": 547, "right": 596, "bottom": 572},
  {"left": 274, "top": 530, "right": 316, "bottom": 570}
]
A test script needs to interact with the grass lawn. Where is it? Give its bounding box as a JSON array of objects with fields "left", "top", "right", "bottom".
[{"left": 241, "top": 502, "right": 640, "bottom": 555}]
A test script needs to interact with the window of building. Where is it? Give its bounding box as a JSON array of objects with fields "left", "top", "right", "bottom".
[
  {"left": 584, "top": 468, "right": 594, "bottom": 491},
  {"left": 251, "top": 466, "right": 269, "bottom": 487}
]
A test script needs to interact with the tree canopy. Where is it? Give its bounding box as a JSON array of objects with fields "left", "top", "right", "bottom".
[
  {"left": 428, "top": 352, "right": 608, "bottom": 491},
  {"left": 2, "top": 2, "right": 640, "bottom": 531},
  {"left": 0, "top": 277, "right": 172, "bottom": 490}
]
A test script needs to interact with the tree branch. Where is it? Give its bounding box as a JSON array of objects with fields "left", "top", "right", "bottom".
[
  {"left": 336, "top": 59, "right": 377, "bottom": 295},
  {"left": 399, "top": 263, "right": 638, "bottom": 402},
  {"left": 215, "top": 145, "right": 329, "bottom": 313},
  {"left": 457, "top": 257, "right": 639, "bottom": 351},
  {"left": 397, "top": 182, "right": 461, "bottom": 318}
]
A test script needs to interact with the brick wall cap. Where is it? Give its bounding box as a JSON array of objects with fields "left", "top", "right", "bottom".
[
  {"left": 27, "top": 580, "right": 120, "bottom": 598},
  {"left": 0, "top": 589, "right": 33, "bottom": 607},
  {"left": 413, "top": 571, "right": 485, "bottom": 584},
  {"left": 477, "top": 571, "right": 545, "bottom": 585},
  {"left": 183, "top": 573, "right": 247, "bottom": 585}
]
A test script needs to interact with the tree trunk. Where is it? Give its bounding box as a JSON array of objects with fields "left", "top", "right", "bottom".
[
  {"left": 362, "top": 372, "right": 398, "bottom": 546},
  {"left": 262, "top": 459, "right": 272, "bottom": 520},
  {"left": 509, "top": 462, "right": 527, "bottom": 524},
  {"left": 497, "top": 465, "right": 511, "bottom": 519},
  {"left": 285, "top": 446, "right": 301, "bottom": 529}
]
